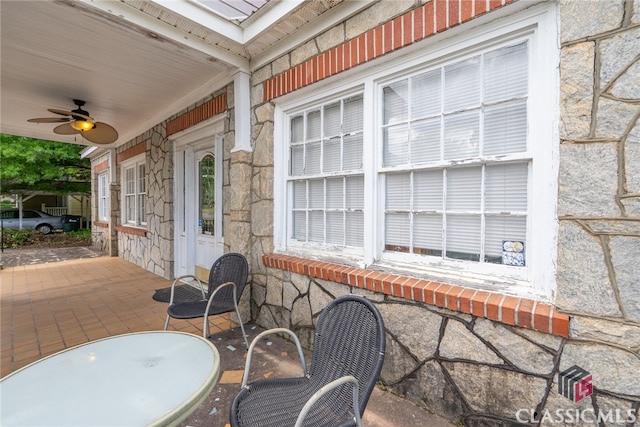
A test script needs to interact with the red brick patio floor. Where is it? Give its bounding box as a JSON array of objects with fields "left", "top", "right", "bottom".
[{"left": 0, "top": 254, "right": 233, "bottom": 377}]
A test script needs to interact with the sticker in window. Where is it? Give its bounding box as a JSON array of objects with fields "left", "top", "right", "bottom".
[{"left": 502, "top": 240, "right": 525, "bottom": 266}]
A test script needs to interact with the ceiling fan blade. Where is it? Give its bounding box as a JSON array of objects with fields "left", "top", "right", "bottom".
[
  {"left": 28, "top": 117, "right": 71, "bottom": 123},
  {"left": 53, "top": 123, "right": 81, "bottom": 135},
  {"left": 82, "top": 122, "right": 118, "bottom": 144},
  {"left": 48, "top": 108, "right": 93, "bottom": 121}
]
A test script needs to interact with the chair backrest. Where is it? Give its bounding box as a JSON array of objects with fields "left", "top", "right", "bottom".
[
  {"left": 308, "top": 295, "right": 385, "bottom": 417},
  {"left": 207, "top": 253, "right": 249, "bottom": 308}
]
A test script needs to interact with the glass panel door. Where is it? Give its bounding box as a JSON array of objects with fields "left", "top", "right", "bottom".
[{"left": 199, "top": 155, "right": 215, "bottom": 235}]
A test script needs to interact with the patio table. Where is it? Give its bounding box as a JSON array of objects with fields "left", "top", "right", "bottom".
[{"left": 0, "top": 331, "right": 219, "bottom": 426}]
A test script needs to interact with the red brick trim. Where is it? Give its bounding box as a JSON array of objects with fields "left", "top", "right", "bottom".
[
  {"left": 263, "top": 0, "right": 514, "bottom": 101},
  {"left": 166, "top": 93, "right": 227, "bottom": 136},
  {"left": 93, "top": 221, "right": 109, "bottom": 228},
  {"left": 262, "top": 253, "right": 569, "bottom": 337},
  {"left": 115, "top": 225, "right": 147, "bottom": 237},
  {"left": 93, "top": 160, "right": 108, "bottom": 173},
  {"left": 116, "top": 142, "right": 147, "bottom": 164}
]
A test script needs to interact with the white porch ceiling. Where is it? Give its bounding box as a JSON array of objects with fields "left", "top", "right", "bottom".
[{"left": 0, "top": 0, "right": 365, "bottom": 148}]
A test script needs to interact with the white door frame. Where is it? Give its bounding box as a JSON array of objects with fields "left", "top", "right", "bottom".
[{"left": 171, "top": 115, "right": 226, "bottom": 278}]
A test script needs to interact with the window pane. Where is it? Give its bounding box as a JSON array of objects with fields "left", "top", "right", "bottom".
[
  {"left": 326, "top": 178, "right": 343, "bottom": 209},
  {"left": 125, "top": 168, "right": 135, "bottom": 194},
  {"left": 411, "top": 69, "right": 441, "bottom": 118},
  {"left": 291, "top": 145, "right": 304, "bottom": 176},
  {"left": 126, "top": 195, "right": 135, "bottom": 222},
  {"left": 291, "top": 115, "right": 304, "bottom": 142},
  {"left": 138, "top": 194, "right": 146, "bottom": 224},
  {"left": 411, "top": 118, "right": 441, "bottom": 163},
  {"left": 446, "top": 214, "right": 481, "bottom": 261},
  {"left": 485, "top": 162, "right": 528, "bottom": 212},
  {"left": 385, "top": 213, "right": 410, "bottom": 249},
  {"left": 324, "top": 102, "right": 341, "bottom": 137},
  {"left": 383, "top": 125, "right": 409, "bottom": 166},
  {"left": 200, "top": 155, "right": 215, "bottom": 234},
  {"left": 309, "top": 211, "right": 324, "bottom": 242},
  {"left": 138, "top": 164, "right": 146, "bottom": 193},
  {"left": 384, "top": 81, "right": 408, "bottom": 125},
  {"left": 414, "top": 170, "right": 443, "bottom": 210},
  {"left": 444, "top": 56, "right": 480, "bottom": 112},
  {"left": 293, "top": 181, "right": 306, "bottom": 209},
  {"left": 484, "top": 101, "right": 527, "bottom": 155},
  {"left": 443, "top": 111, "right": 480, "bottom": 160},
  {"left": 326, "top": 211, "right": 343, "bottom": 245},
  {"left": 386, "top": 173, "right": 411, "bottom": 210},
  {"left": 307, "top": 110, "right": 321, "bottom": 140},
  {"left": 343, "top": 134, "right": 363, "bottom": 170},
  {"left": 446, "top": 167, "right": 481, "bottom": 211},
  {"left": 485, "top": 215, "right": 527, "bottom": 265},
  {"left": 308, "top": 179, "right": 324, "bottom": 209},
  {"left": 323, "top": 138, "right": 341, "bottom": 172},
  {"left": 414, "top": 213, "right": 443, "bottom": 256},
  {"left": 305, "top": 142, "right": 321, "bottom": 174},
  {"left": 293, "top": 211, "right": 306, "bottom": 240},
  {"left": 344, "top": 94, "right": 363, "bottom": 133},
  {"left": 484, "top": 42, "right": 528, "bottom": 103},
  {"left": 345, "top": 211, "right": 364, "bottom": 247},
  {"left": 345, "top": 176, "right": 364, "bottom": 209}
]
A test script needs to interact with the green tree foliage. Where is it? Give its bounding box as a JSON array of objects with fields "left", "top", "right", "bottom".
[{"left": 0, "top": 134, "right": 91, "bottom": 194}]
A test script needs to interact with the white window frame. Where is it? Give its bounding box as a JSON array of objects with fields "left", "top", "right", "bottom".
[
  {"left": 120, "top": 154, "right": 147, "bottom": 227},
  {"left": 97, "top": 172, "right": 109, "bottom": 222},
  {"left": 274, "top": 3, "right": 559, "bottom": 300}
]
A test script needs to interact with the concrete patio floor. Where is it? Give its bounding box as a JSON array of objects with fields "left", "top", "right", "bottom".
[{"left": 0, "top": 247, "right": 455, "bottom": 427}]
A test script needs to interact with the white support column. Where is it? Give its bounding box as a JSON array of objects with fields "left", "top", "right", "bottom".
[{"left": 232, "top": 71, "right": 252, "bottom": 153}]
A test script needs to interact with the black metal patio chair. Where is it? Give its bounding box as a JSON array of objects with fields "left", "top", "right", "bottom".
[
  {"left": 163, "top": 252, "right": 249, "bottom": 348},
  {"left": 230, "top": 294, "right": 386, "bottom": 427}
]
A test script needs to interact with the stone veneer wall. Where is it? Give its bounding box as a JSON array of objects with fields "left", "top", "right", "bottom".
[
  {"left": 110, "top": 88, "right": 246, "bottom": 283},
  {"left": 248, "top": 0, "right": 640, "bottom": 425}
]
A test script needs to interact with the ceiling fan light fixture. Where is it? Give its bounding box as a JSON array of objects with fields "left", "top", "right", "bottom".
[{"left": 70, "top": 120, "right": 94, "bottom": 131}]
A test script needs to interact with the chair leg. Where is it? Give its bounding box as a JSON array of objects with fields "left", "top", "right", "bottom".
[
  {"left": 203, "top": 316, "right": 210, "bottom": 338},
  {"left": 164, "top": 315, "right": 170, "bottom": 331},
  {"left": 234, "top": 303, "right": 249, "bottom": 348}
]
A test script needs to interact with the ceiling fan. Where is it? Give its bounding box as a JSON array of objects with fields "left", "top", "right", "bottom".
[{"left": 28, "top": 99, "right": 118, "bottom": 144}]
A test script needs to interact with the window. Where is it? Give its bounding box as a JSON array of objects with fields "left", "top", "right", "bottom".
[
  {"left": 288, "top": 94, "right": 365, "bottom": 252},
  {"left": 121, "top": 157, "right": 146, "bottom": 226},
  {"left": 276, "top": 4, "right": 558, "bottom": 299},
  {"left": 381, "top": 42, "right": 529, "bottom": 266},
  {"left": 98, "top": 172, "right": 109, "bottom": 221}
]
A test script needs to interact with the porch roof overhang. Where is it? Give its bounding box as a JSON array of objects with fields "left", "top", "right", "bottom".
[{"left": 0, "top": 0, "right": 369, "bottom": 148}]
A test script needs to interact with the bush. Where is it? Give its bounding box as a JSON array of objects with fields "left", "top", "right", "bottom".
[
  {"left": 1, "top": 228, "right": 91, "bottom": 249},
  {"left": 1, "top": 228, "right": 33, "bottom": 248}
]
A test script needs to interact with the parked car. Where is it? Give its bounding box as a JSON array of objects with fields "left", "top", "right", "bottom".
[{"left": 0, "top": 209, "right": 64, "bottom": 234}]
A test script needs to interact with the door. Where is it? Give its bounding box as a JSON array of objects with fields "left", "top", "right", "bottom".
[{"left": 173, "top": 119, "right": 224, "bottom": 279}]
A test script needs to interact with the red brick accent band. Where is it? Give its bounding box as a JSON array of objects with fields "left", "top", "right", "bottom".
[
  {"left": 263, "top": 0, "right": 514, "bottom": 101},
  {"left": 166, "top": 93, "right": 227, "bottom": 136},
  {"left": 93, "top": 221, "right": 109, "bottom": 228},
  {"left": 115, "top": 225, "right": 147, "bottom": 237},
  {"left": 116, "top": 141, "right": 147, "bottom": 164},
  {"left": 263, "top": 253, "right": 569, "bottom": 337},
  {"left": 93, "top": 160, "right": 108, "bottom": 173}
]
